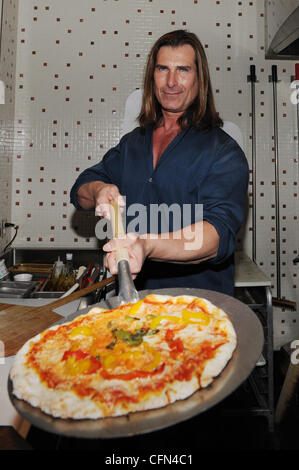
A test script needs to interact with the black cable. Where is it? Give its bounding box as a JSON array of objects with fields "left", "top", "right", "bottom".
[{"left": 3, "top": 224, "right": 18, "bottom": 252}]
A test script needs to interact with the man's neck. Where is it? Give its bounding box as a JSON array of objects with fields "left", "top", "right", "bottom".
[{"left": 158, "top": 111, "right": 183, "bottom": 133}]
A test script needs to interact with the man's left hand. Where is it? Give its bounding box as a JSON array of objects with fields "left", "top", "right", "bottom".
[{"left": 103, "top": 233, "right": 147, "bottom": 279}]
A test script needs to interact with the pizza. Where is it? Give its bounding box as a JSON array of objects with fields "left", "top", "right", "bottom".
[{"left": 10, "top": 294, "right": 237, "bottom": 420}]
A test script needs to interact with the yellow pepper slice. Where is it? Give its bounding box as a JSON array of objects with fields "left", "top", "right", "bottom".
[
  {"left": 101, "top": 343, "right": 161, "bottom": 372},
  {"left": 65, "top": 356, "right": 92, "bottom": 375},
  {"left": 150, "top": 311, "right": 210, "bottom": 329},
  {"left": 128, "top": 299, "right": 144, "bottom": 316},
  {"left": 142, "top": 342, "right": 161, "bottom": 372},
  {"left": 181, "top": 309, "right": 210, "bottom": 325},
  {"left": 150, "top": 315, "right": 182, "bottom": 330},
  {"left": 101, "top": 350, "right": 144, "bottom": 370},
  {"left": 68, "top": 325, "right": 93, "bottom": 338}
]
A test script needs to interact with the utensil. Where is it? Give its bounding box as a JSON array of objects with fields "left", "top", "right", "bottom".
[
  {"left": 80, "top": 262, "right": 94, "bottom": 289},
  {"left": 296, "top": 63, "right": 299, "bottom": 162},
  {"left": 93, "top": 266, "right": 109, "bottom": 304},
  {"left": 8, "top": 287, "right": 264, "bottom": 439},
  {"left": 248, "top": 64, "right": 257, "bottom": 262},
  {"left": 275, "top": 64, "right": 299, "bottom": 423},
  {"left": 76, "top": 264, "right": 102, "bottom": 309},
  {"left": 60, "top": 267, "right": 89, "bottom": 298},
  {"left": 109, "top": 200, "right": 139, "bottom": 304},
  {"left": 293, "top": 64, "right": 299, "bottom": 267},
  {"left": 0, "top": 275, "right": 115, "bottom": 357},
  {"left": 87, "top": 263, "right": 101, "bottom": 286},
  {"left": 269, "top": 65, "right": 296, "bottom": 310}
]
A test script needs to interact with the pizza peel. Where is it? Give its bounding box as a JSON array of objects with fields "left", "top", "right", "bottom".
[
  {"left": 8, "top": 287, "right": 264, "bottom": 439},
  {"left": 109, "top": 200, "right": 139, "bottom": 304},
  {"left": 0, "top": 275, "right": 115, "bottom": 357}
]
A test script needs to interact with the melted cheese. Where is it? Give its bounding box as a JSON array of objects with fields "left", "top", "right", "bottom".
[{"left": 19, "top": 294, "right": 234, "bottom": 417}]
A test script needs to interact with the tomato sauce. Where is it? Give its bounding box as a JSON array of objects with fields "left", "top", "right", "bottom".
[
  {"left": 173, "top": 341, "right": 226, "bottom": 381},
  {"left": 62, "top": 349, "right": 89, "bottom": 361},
  {"left": 100, "top": 362, "right": 165, "bottom": 381},
  {"left": 25, "top": 296, "right": 229, "bottom": 409},
  {"left": 108, "top": 389, "right": 138, "bottom": 405}
]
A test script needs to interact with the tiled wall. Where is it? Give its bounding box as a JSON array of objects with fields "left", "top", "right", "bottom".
[
  {"left": 0, "top": 0, "right": 298, "bottom": 349},
  {"left": 0, "top": 0, "right": 18, "bottom": 253}
]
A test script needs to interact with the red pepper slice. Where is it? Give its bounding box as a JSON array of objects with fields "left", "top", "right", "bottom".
[
  {"left": 87, "top": 356, "right": 102, "bottom": 374},
  {"left": 169, "top": 338, "right": 184, "bottom": 354},
  {"left": 165, "top": 329, "right": 175, "bottom": 341},
  {"left": 62, "top": 349, "right": 89, "bottom": 361}
]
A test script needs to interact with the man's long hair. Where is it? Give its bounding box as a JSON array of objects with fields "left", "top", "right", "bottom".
[{"left": 137, "top": 30, "right": 223, "bottom": 131}]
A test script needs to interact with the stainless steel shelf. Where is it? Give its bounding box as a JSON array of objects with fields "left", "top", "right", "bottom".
[{"left": 234, "top": 252, "right": 274, "bottom": 433}]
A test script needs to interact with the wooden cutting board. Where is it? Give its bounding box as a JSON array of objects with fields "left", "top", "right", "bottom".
[{"left": 0, "top": 276, "right": 115, "bottom": 357}]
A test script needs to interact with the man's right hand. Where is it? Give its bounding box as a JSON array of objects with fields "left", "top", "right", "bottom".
[
  {"left": 93, "top": 183, "right": 125, "bottom": 219},
  {"left": 77, "top": 181, "right": 125, "bottom": 219}
]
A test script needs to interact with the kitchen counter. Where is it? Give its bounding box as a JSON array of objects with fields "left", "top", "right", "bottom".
[
  {"left": 234, "top": 251, "right": 271, "bottom": 287},
  {"left": 0, "top": 297, "right": 82, "bottom": 438}
]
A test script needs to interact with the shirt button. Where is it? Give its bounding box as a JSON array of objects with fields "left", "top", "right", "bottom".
[{"left": 148, "top": 177, "right": 153, "bottom": 183}]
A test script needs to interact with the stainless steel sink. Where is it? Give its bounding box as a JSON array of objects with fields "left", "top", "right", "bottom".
[
  {"left": 0, "top": 280, "right": 39, "bottom": 298},
  {"left": 0, "top": 247, "right": 106, "bottom": 300},
  {"left": 31, "top": 291, "right": 63, "bottom": 299}
]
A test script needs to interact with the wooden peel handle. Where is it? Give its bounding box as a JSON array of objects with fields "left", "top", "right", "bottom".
[
  {"left": 109, "top": 200, "right": 130, "bottom": 264},
  {"left": 42, "top": 275, "right": 116, "bottom": 310}
]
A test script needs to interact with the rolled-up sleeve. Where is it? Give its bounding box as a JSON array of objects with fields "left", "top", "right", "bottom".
[
  {"left": 200, "top": 140, "right": 249, "bottom": 264},
  {"left": 70, "top": 144, "right": 122, "bottom": 210}
]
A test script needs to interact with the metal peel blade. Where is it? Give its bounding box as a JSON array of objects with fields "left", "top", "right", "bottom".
[{"left": 109, "top": 201, "right": 139, "bottom": 304}]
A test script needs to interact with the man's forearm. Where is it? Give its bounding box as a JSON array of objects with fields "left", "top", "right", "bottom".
[
  {"left": 141, "top": 221, "right": 219, "bottom": 264},
  {"left": 103, "top": 221, "right": 220, "bottom": 277},
  {"left": 77, "top": 181, "right": 107, "bottom": 210}
]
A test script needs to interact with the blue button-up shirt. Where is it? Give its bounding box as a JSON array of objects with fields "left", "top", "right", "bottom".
[{"left": 70, "top": 125, "right": 249, "bottom": 296}]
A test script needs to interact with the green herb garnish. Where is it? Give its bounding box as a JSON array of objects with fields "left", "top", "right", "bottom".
[
  {"left": 109, "top": 327, "right": 159, "bottom": 347},
  {"left": 146, "top": 329, "right": 160, "bottom": 335},
  {"left": 106, "top": 340, "right": 117, "bottom": 350}
]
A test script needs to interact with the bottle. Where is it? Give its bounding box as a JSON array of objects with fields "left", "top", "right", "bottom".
[
  {"left": 62, "top": 253, "right": 76, "bottom": 291},
  {"left": 48, "top": 257, "right": 64, "bottom": 291}
]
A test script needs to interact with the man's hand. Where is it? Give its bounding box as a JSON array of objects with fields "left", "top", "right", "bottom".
[
  {"left": 102, "top": 221, "right": 219, "bottom": 278},
  {"left": 77, "top": 181, "right": 125, "bottom": 219},
  {"left": 93, "top": 184, "right": 125, "bottom": 219},
  {"left": 103, "top": 233, "right": 147, "bottom": 279}
]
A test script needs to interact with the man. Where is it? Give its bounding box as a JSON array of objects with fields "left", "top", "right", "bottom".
[{"left": 70, "top": 30, "right": 249, "bottom": 296}]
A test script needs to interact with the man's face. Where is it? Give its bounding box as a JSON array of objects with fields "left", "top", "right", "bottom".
[{"left": 153, "top": 44, "right": 199, "bottom": 116}]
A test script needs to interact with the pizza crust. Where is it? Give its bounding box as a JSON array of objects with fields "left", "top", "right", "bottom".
[
  {"left": 12, "top": 340, "right": 202, "bottom": 420},
  {"left": 11, "top": 336, "right": 200, "bottom": 419},
  {"left": 10, "top": 295, "right": 237, "bottom": 420}
]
